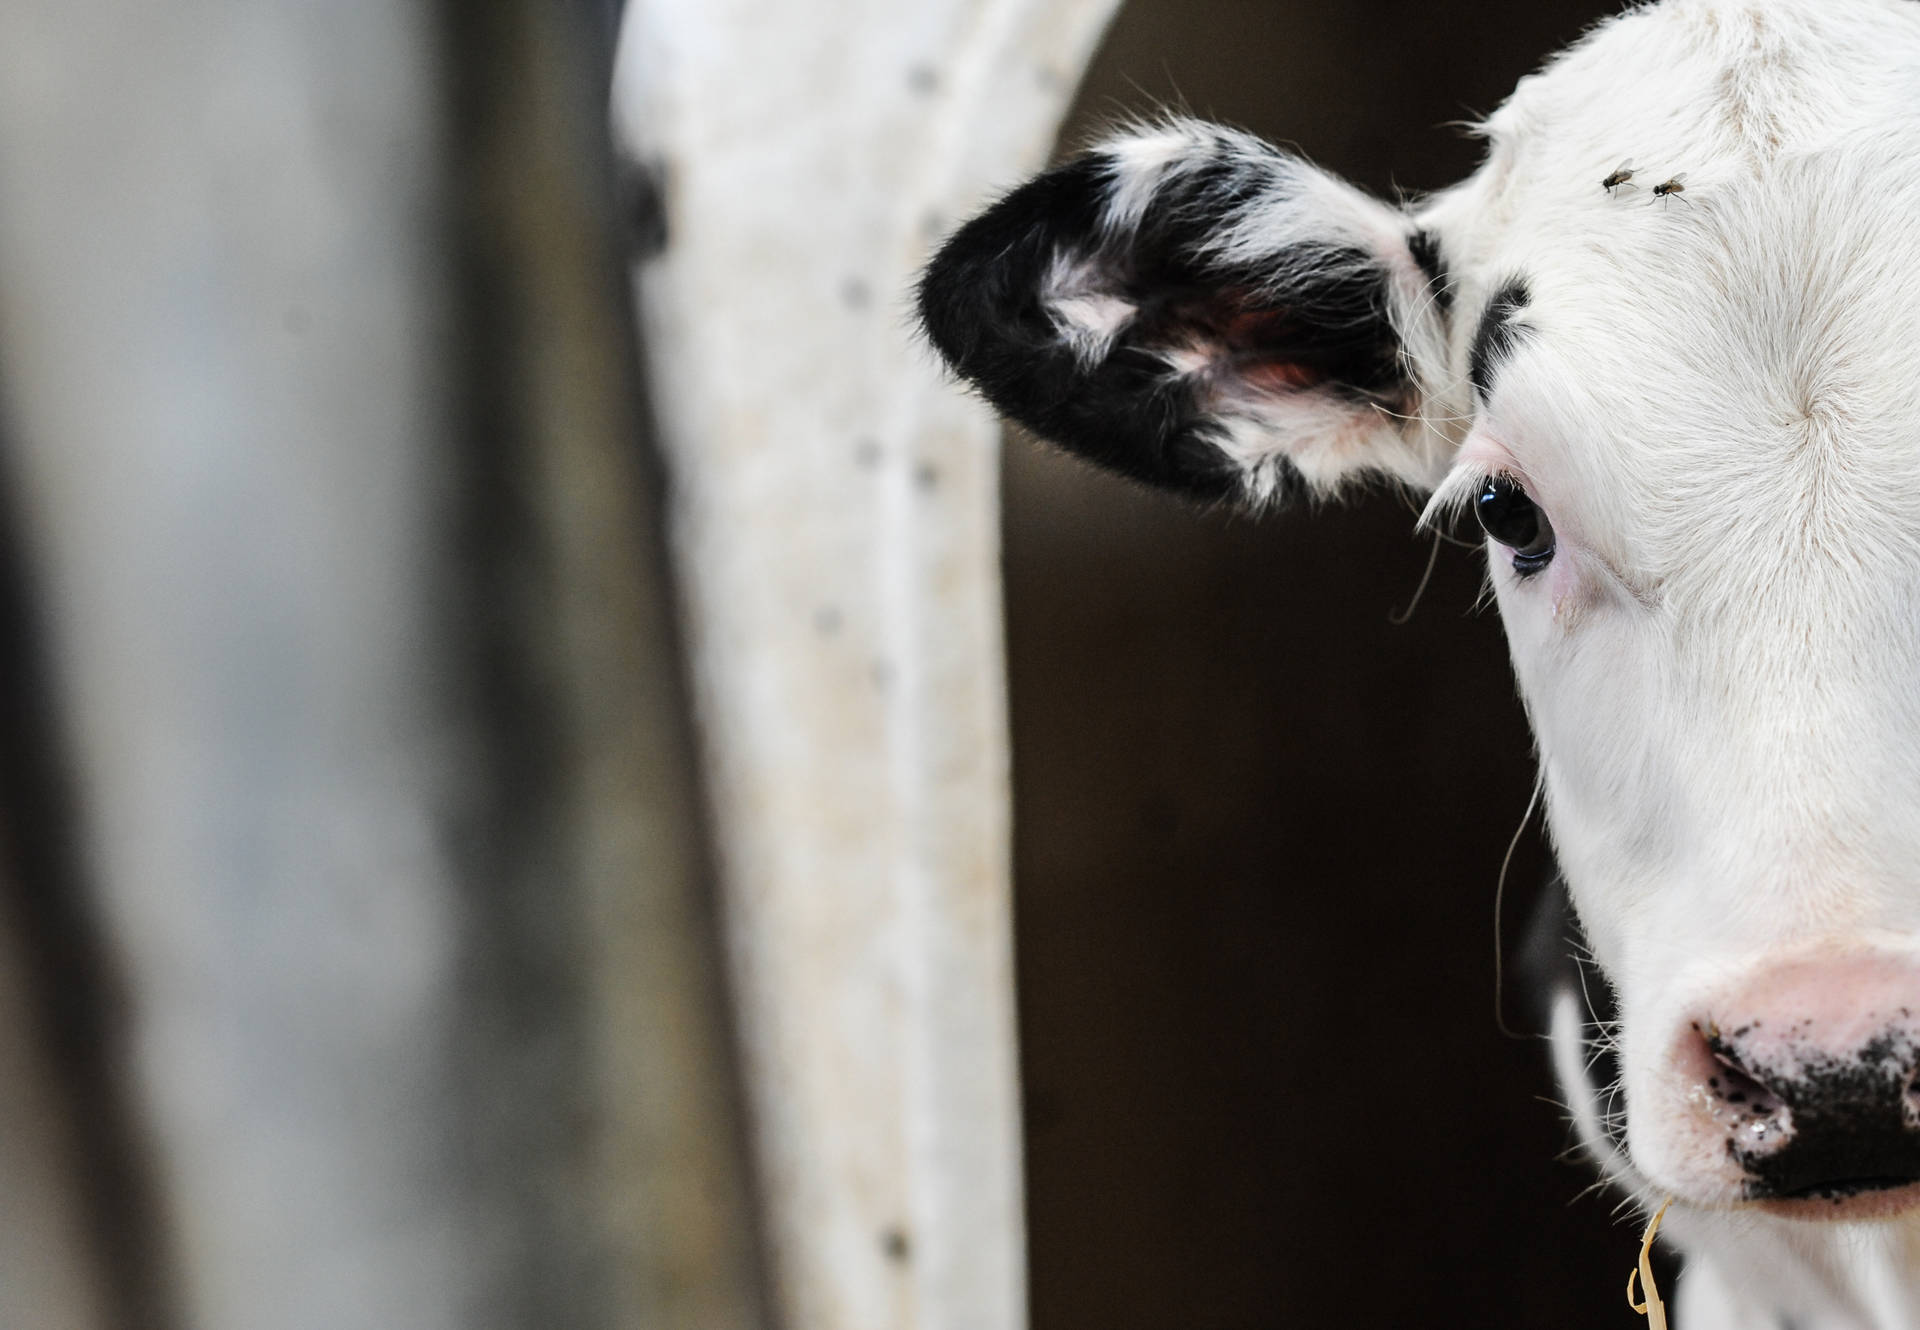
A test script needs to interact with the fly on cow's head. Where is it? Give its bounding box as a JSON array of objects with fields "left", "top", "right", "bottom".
[{"left": 1652, "top": 173, "right": 1691, "bottom": 206}]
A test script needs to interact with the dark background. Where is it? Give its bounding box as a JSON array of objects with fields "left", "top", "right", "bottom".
[{"left": 1006, "top": 3, "right": 1628, "bottom": 1326}]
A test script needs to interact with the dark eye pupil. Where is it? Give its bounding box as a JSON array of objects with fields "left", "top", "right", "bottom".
[{"left": 1474, "top": 475, "right": 1555, "bottom": 573}]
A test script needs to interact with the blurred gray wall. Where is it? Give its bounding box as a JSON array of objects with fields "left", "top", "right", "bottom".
[
  {"left": 0, "top": 5, "right": 760, "bottom": 1328},
  {"left": 1008, "top": 4, "right": 1626, "bottom": 1327}
]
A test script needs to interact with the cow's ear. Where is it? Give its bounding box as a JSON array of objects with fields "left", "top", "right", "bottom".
[{"left": 917, "top": 119, "right": 1454, "bottom": 506}]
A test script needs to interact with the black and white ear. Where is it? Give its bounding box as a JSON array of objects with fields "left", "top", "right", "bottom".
[{"left": 917, "top": 119, "right": 1456, "bottom": 505}]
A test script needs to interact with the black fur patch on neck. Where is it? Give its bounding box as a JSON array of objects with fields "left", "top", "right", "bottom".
[
  {"left": 1468, "top": 277, "right": 1531, "bottom": 404},
  {"left": 1520, "top": 865, "right": 1624, "bottom": 1147}
]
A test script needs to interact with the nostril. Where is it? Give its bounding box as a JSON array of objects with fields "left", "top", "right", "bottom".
[
  {"left": 1695, "top": 1021, "right": 1792, "bottom": 1152},
  {"left": 1711, "top": 1053, "right": 1785, "bottom": 1116}
]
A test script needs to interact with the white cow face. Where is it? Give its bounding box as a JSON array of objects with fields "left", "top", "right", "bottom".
[{"left": 920, "top": 0, "right": 1920, "bottom": 1231}]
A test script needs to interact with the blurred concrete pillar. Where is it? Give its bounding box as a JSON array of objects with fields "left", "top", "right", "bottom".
[
  {"left": 612, "top": 4, "right": 1121, "bottom": 1328},
  {"left": 0, "top": 4, "right": 757, "bottom": 1329},
  {"left": 0, "top": 11, "right": 480, "bottom": 1327}
]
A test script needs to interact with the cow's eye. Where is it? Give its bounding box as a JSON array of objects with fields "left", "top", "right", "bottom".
[{"left": 1475, "top": 474, "right": 1555, "bottom": 575}]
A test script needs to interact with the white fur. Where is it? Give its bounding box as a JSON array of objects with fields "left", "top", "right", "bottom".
[{"left": 1040, "top": 251, "right": 1136, "bottom": 364}]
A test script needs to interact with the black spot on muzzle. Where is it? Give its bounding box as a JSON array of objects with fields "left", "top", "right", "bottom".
[{"left": 1713, "top": 1030, "right": 1920, "bottom": 1201}]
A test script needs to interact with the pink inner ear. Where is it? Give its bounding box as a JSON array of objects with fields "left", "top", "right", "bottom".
[
  {"left": 1160, "top": 289, "right": 1337, "bottom": 397},
  {"left": 1236, "top": 357, "right": 1328, "bottom": 393},
  {"left": 1217, "top": 307, "right": 1326, "bottom": 393}
]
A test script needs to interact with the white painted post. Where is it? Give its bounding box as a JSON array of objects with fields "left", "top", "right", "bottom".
[{"left": 612, "top": 4, "right": 1121, "bottom": 1328}]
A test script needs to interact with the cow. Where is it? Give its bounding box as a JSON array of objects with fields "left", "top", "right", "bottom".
[{"left": 917, "top": 0, "right": 1920, "bottom": 1325}]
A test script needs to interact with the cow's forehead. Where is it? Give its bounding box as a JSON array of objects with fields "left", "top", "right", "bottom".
[
  {"left": 1422, "top": 0, "right": 1920, "bottom": 605},
  {"left": 1429, "top": 0, "right": 1920, "bottom": 323},
  {"left": 1498, "top": 0, "right": 1920, "bottom": 167}
]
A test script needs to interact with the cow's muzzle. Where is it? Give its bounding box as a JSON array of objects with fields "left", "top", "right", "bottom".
[{"left": 1658, "top": 950, "right": 1920, "bottom": 1217}]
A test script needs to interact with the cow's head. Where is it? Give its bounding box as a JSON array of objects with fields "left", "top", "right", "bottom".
[{"left": 920, "top": 0, "right": 1920, "bottom": 1225}]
